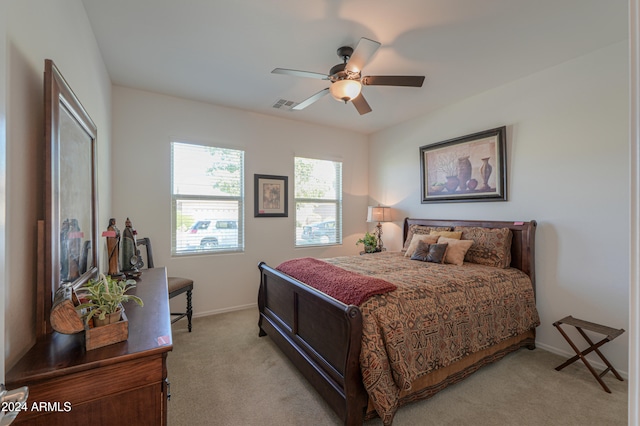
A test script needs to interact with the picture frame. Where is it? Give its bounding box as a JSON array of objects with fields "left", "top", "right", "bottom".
[
  {"left": 420, "top": 126, "right": 507, "bottom": 203},
  {"left": 254, "top": 174, "right": 288, "bottom": 217},
  {"left": 41, "top": 59, "right": 99, "bottom": 336}
]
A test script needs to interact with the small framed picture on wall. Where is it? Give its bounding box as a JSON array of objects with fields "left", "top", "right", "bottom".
[{"left": 254, "top": 174, "right": 288, "bottom": 217}]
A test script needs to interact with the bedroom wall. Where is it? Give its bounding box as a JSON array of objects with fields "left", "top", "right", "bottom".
[
  {"left": 368, "top": 41, "right": 630, "bottom": 372},
  {"left": 110, "top": 86, "right": 368, "bottom": 317},
  {"left": 3, "top": 0, "right": 112, "bottom": 372}
]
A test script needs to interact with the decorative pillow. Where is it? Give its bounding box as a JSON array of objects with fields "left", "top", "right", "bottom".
[
  {"left": 410, "top": 240, "right": 431, "bottom": 261},
  {"left": 429, "top": 230, "right": 463, "bottom": 240},
  {"left": 402, "top": 225, "right": 452, "bottom": 251},
  {"left": 410, "top": 240, "right": 448, "bottom": 264},
  {"left": 438, "top": 237, "right": 474, "bottom": 266},
  {"left": 427, "top": 243, "right": 449, "bottom": 263},
  {"left": 454, "top": 226, "right": 513, "bottom": 268},
  {"left": 404, "top": 234, "right": 440, "bottom": 257}
]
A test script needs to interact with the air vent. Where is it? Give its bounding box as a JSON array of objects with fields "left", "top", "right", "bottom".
[{"left": 272, "top": 99, "right": 298, "bottom": 110}]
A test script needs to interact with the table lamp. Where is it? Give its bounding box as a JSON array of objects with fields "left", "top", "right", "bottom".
[{"left": 366, "top": 206, "right": 391, "bottom": 251}]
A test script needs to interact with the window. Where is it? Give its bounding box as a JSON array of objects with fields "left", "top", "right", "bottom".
[
  {"left": 171, "top": 142, "right": 244, "bottom": 255},
  {"left": 295, "top": 157, "right": 342, "bottom": 246}
]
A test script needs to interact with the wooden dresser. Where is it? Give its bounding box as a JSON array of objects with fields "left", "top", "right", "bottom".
[{"left": 5, "top": 267, "right": 173, "bottom": 425}]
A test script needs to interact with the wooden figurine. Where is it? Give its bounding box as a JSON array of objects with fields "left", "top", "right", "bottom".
[
  {"left": 105, "top": 218, "right": 124, "bottom": 278},
  {"left": 121, "top": 217, "right": 141, "bottom": 277}
]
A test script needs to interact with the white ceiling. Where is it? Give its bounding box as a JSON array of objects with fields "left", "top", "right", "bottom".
[{"left": 81, "top": 0, "right": 628, "bottom": 135}]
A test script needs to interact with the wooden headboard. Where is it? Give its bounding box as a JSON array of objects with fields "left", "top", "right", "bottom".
[{"left": 403, "top": 218, "right": 537, "bottom": 288}]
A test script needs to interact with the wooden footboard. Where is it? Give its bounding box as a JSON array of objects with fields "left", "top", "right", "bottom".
[{"left": 258, "top": 262, "right": 368, "bottom": 425}]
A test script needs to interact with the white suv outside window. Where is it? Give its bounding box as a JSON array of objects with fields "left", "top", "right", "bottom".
[{"left": 183, "top": 220, "right": 239, "bottom": 250}]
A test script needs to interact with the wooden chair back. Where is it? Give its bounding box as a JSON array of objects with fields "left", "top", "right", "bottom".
[{"left": 136, "top": 237, "right": 155, "bottom": 269}]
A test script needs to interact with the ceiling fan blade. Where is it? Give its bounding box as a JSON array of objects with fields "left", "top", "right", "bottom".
[
  {"left": 362, "top": 75, "right": 425, "bottom": 87},
  {"left": 345, "top": 38, "right": 381, "bottom": 74},
  {"left": 291, "top": 88, "right": 330, "bottom": 110},
  {"left": 351, "top": 93, "right": 372, "bottom": 115},
  {"left": 271, "top": 68, "right": 330, "bottom": 80}
]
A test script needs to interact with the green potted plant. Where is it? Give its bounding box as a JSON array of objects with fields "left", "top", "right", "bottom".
[
  {"left": 356, "top": 232, "right": 379, "bottom": 253},
  {"left": 76, "top": 273, "right": 144, "bottom": 326}
]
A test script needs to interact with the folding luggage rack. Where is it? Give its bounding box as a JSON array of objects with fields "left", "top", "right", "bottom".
[{"left": 553, "top": 315, "right": 625, "bottom": 393}]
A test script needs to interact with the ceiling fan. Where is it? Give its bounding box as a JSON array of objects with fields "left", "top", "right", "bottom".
[{"left": 272, "top": 37, "right": 425, "bottom": 115}]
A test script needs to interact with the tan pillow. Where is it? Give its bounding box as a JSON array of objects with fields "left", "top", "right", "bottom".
[
  {"left": 430, "top": 230, "right": 462, "bottom": 240},
  {"left": 404, "top": 234, "right": 440, "bottom": 257},
  {"left": 403, "top": 225, "right": 452, "bottom": 251},
  {"left": 438, "top": 237, "right": 474, "bottom": 266}
]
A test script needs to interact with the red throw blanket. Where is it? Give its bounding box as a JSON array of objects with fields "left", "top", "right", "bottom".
[{"left": 276, "top": 257, "right": 397, "bottom": 306}]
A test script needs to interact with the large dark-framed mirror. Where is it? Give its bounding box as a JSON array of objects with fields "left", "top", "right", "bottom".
[{"left": 39, "top": 59, "right": 98, "bottom": 336}]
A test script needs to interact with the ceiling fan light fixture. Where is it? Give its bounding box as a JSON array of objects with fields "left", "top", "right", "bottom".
[{"left": 330, "top": 79, "right": 361, "bottom": 102}]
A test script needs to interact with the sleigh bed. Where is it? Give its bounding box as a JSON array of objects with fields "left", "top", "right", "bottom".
[{"left": 258, "top": 218, "right": 539, "bottom": 425}]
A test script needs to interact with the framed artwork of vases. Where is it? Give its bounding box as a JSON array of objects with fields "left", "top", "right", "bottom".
[{"left": 420, "top": 126, "right": 507, "bottom": 203}]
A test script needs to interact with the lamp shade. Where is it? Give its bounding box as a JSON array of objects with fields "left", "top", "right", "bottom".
[
  {"left": 330, "top": 79, "right": 362, "bottom": 102},
  {"left": 367, "top": 206, "right": 391, "bottom": 223}
]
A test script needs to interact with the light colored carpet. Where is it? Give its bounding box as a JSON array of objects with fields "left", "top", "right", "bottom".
[{"left": 167, "top": 308, "right": 627, "bottom": 426}]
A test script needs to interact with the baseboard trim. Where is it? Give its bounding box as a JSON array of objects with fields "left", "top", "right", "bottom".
[{"left": 192, "top": 303, "right": 257, "bottom": 318}]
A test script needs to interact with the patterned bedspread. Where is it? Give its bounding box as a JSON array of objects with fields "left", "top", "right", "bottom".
[{"left": 323, "top": 252, "right": 540, "bottom": 425}]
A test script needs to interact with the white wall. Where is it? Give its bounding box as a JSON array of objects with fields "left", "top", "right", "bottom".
[
  {"left": 111, "top": 86, "right": 368, "bottom": 316},
  {"left": 369, "top": 42, "right": 630, "bottom": 371},
  {"left": 3, "top": 0, "right": 111, "bottom": 372}
]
